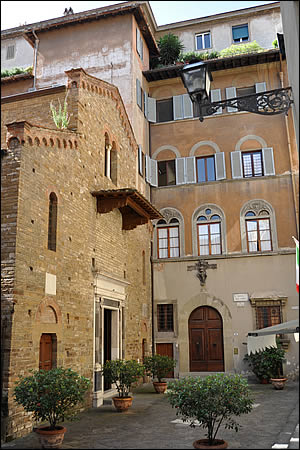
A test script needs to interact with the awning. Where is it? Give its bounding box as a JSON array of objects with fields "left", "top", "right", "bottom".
[
  {"left": 91, "top": 188, "right": 162, "bottom": 230},
  {"left": 247, "top": 319, "right": 299, "bottom": 354}
]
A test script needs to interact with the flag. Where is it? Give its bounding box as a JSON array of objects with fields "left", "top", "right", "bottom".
[{"left": 292, "top": 236, "right": 299, "bottom": 293}]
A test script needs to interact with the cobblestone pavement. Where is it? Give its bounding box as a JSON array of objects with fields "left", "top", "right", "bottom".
[{"left": 2, "top": 380, "right": 299, "bottom": 449}]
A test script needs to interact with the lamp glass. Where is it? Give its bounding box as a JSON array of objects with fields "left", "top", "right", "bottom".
[{"left": 181, "top": 62, "right": 211, "bottom": 101}]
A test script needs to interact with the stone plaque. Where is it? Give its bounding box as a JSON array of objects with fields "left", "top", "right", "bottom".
[{"left": 233, "top": 293, "right": 249, "bottom": 302}]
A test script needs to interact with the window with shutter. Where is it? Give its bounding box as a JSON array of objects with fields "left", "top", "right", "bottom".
[
  {"left": 185, "top": 157, "right": 196, "bottom": 183},
  {"left": 138, "top": 145, "right": 143, "bottom": 176},
  {"left": 147, "top": 96, "right": 157, "bottom": 123},
  {"left": 232, "top": 24, "right": 249, "bottom": 43},
  {"left": 158, "top": 160, "right": 176, "bottom": 186},
  {"left": 230, "top": 151, "right": 243, "bottom": 179},
  {"left": 156, "top": 98, "right": 173, "bottom": 123},
  {"left": 175, "top": 158, "right": 185, "bottom": 185},
  {"left": 6, "top": 45, "right": 15, "bottom": 60},
  {"left": 255, "top": 82, "right": 267, "bottom": 93},
  {"left": 196, "top": 156, "right": 216, "bottom": 182},
  {"left": 214, "top": 152, "right": 226, "bottom": 180},
  {"left": 210, "top": 89, "right": 222, "bottom": 114},
  {"left": 262, "top": 147, "right": 275, "bottom": 176},
  {"left": 226, "top": 87, "right": 237, "bottom": 113},
  {"left": 173, "top": 95, "right": 183, "bottom": 120},
  {"left": 150, "top": 159, "right": 158, "bottom": 187},
  {"left": 242, "top": 150, "right": 264, "bottom": 177},
  {"left": 136, "top": 79, "right": 142, "bottom": 109}
]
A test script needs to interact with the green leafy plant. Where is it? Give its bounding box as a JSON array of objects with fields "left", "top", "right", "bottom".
[
  {"left": 179, "top": 50, "right": 220, "bottom": 63},
  {"left": 167, "top": 373, "right": 253, "bottom": 446},
  {"left": 272, "top": 39, "right": 278, "bottom": 48},
  {"left": 50, "top": 92, "right": 72, "bottom": 130},
  {"left": 14, "top": 368, "right": 91, "bottom": 430},
  {"left": 219, "top": 40, "right": 264, "bottom": 57},
  {"left": 157, "top": 33, "right": 185, "bottom": 66},
  {"left": 143, "top": 354, "right": 176, "bottom": 382},
  {"left": 101, "top": 359, "right": 144, "bottom": 398},
  {"left": 1, "top": 66, "right": 33, "bottom": 78},
  {"left": 244, "top": 345, "right": 285, "bottom": 381}
]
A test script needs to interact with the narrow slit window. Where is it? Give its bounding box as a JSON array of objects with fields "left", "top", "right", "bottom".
[{"left": 48, "top": 193, "right": 58, "bottom": 251}]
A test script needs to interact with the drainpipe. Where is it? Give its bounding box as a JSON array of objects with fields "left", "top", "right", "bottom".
[{"left": 32, "top": 30, "right": 39, "bottom": 91}]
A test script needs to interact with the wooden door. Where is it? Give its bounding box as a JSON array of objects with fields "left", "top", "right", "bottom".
[
  {"left": 39, "top": 334, "right": 52, "bottom": 371},
  {"left": 156, "top": 343, "right": 174, "bottom": 378},
  {"left": 103, "top": 309, "right": 112, "bottom": 390},
  {"left": 189, "top": 306, "right": 224, "bottom": 372}
]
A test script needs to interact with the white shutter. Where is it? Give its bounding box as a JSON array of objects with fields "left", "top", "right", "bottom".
[
  {"left": 182, "top": 94, "right": 193, "bottom": 118},
  {"left": 145, "top": 155, "right": 151, "bottom": 183},
  {"left": 150, "top": 159, "right": 158, "bottom": 187},
  {"left": 255, "top": 82, "right": 266, "bottom": 93},
  {"left": 144, "top": 92, "right": 148, "bottom": 119},
  {"left": 215, "top": 152, "right": 226, "bottom": 180},
  {"left": 226, "top": 87, "right": 237, "bottom": 113},
  {"left": 136, "top": 28, "right": 141, "bottom": 56},
  {"left": 147, "top": 96, "right": 156, "bottom": 123},
  {"left": 175, "top": 158, "right": 186, "bottom": 185},
  {"left": 140, "top": 34, "right": 143, "bottom": 61},
  {"left": 230, "top": 151, "right": 243, "bottom": 179},
  {"left": 136, "top": 79, "right": 141, "bottom": 108},
  {"left": 262, "top": 147, "right": 275, "bottom": 176},
  {"left": 173, "top": 95, "right": 183, "bottom": 120},
  {"left": 210, "top": 89, "right": 222, "bottom": 114},
  {"left": 138, "top": 145, "right": 143, "bottom": 175},
  {"left": 185, "top": 157, "right": 196, "bottom": 183}
]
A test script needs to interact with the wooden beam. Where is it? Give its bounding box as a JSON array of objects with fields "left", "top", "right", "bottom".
[{"left": 97, "top": 196, "right": 127, "bottom": 213}]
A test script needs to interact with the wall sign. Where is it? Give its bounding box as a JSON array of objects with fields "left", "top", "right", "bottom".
[{"left": 233, "top": 293, "right": 249, "bottom": 302}]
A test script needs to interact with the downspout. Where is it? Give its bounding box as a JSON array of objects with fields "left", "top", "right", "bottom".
[{"left": 32, "top": 30, "right": 39, "bottom": 91}]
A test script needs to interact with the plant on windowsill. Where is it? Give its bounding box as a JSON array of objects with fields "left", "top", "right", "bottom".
[
  {"left": 14, "top": 368, "right": 91, "bottom": 448},
  {"left": 167, "top": 373, "right": 253, "bottom": 449},
  {"left": 143, "top": 354, "right": 176, "bottom": 393},
  {"left": 243, "top": 343, "right": 286, "bottom": 388},
  {"left": 100, "top": 359, "right": 144, "bottom": 411}
]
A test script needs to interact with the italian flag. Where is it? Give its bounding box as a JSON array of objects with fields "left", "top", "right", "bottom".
[{"left": 293, "top": 236, "right": 299, "bottom": 293}]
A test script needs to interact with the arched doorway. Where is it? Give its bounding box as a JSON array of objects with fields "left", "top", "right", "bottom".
[{"left": 189, "top": 306, "right": 224, "bottom": 372}]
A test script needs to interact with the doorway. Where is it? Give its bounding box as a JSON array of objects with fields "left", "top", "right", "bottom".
[
  {"left": 156, "top": 343, "right": 174, "bottom": 378},
  {"left": 39, "top": 334, "right": 55, "bottom": 371},
  {"left": 103, "top": 309, "right": 112, "bottom": 390},
  {"left": 188, "top": 306, "right": 224, "bottom": 372}
]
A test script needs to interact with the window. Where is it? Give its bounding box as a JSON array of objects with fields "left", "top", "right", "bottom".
[
  {"left": 232, "top": 24, "right": 249, "bottom": 43},
  {"left": 197, "top": 213, "right": 222, "bottom": 255},
  {"left": 195, "top": 32, "right": 211, "bottom": 50},
  {"left": 48, "top": 193, "right": 58, "bottom": 251},
  {"left": 136, "top": 27, "right": 143, "bottom": 60},
  {"left": 136, "top": 79, "right": 142, "bottom": 109},
  {"left": 157, "top": 221, "right": 180, "bottom": 258},
  {"left": 156, "top": 98, "right": 173, "bottom": 123},
  {"left": 158, "top": 160, "right": 176, "bottom": 186},
  {"left": 138, "top": 145, "right": 145, "bottom": 177},
  {"left": 256, "top": 305, "right": 281, "bottom": 329},
  {"left": 6, "top": 45, "right": 15, "bottom": 60},
  {"left": 236, "top": 86, "right": 255, "bottom": 97},
  {"left": 157, "top": 304, "right": 174, "bottom": 331},
  {"left": 242, "top": 151, "right": 263, "bottom": 178},
  {"left": 196, "top": 156, "right": 216, "bottom": 182},
  {"left": 246, "top": 214, "right": 272, "bottom": 252}
]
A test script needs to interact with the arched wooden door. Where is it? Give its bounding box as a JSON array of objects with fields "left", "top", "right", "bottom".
[{"left": 189, "top": 306, "right": 224, "bottom": 372}]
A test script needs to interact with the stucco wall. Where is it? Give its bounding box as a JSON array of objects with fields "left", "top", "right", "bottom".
[{"left": 1, "top": 36, "right": 33, "bottom": 71}]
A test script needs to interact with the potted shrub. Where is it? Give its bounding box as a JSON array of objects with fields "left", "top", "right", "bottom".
[
  {"left": 100, "top": 359, "right": 144, "bottom": 411},
  {"left": 14, "top": 367, "right": 90, "bottom": 449},
  {"left": 244, "top": 345, "right": 286, "bottom": 387},
  {"left": 167, "top": 373, "right": 253, "bottom": 449},
  {"left": 143, "top": 354, "right": 176, "bottom": 393},
  {"left": 157, "top": 33, "right": 184, "bottom": 66}
]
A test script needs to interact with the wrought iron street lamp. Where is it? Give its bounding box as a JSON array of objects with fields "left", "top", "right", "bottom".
[{"left": 180, "top": 61, "right": 293, "bottom": 122}]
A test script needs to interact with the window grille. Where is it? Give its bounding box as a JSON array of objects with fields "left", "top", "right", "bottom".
[{"left": 157, "top": 304, "right": 174, "bottom": 331}]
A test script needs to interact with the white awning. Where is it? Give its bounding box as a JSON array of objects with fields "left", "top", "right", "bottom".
[{"left": 247, "top": 319, "right": 299, "bottom": 354}]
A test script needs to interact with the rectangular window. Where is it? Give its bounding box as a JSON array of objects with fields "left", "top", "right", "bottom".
[
  {"left": 156, "top": 98, "right": 173, "bottom": 123},
  {"left": 158, "top": 226, "right": 179, "bottom": 258},
  {"left": 232, "top": 24, "right": 249, "bottom": 43},
  {"left": 196, "top": 156, "right": 216, "bottom": 182},
  {"left": 236, "top": 86, "right": 256, "bottom": 97},
  {"left": 256, "top": 305, "right": 281, "bottom": 329},
  {"left": 158, "top": 160, "right": 176, "bottom": 186},
  {"left": 246, "top": 218, "right": 272, "bottom": 252},
  {"left": 198, "top": 222, "right": 221, "bottom": 255},
  {"left": 242, "top": 151, "right": 263, "bottom": 178},
  {"left": 157, "top": 304, "right": 174, "bottom": 332},
  {"left": 195, "top": 32, "right": 211, "bottom": 50},
  {"left": 6, "top": 45, "right": 15, "bottom": 60}
]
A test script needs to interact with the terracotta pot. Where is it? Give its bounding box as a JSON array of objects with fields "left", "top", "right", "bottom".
[
  {"left": 153, "top": 381, "right": 167, "bottom": 394},
  {"left": 193, "top": 438, "right": 228, "bottom": 449},
  {"left": 35, "top": 426, "right": 66, "bottom": 449},
  {"left": 260, "top": 378, "right": 269, "bottom": 384},
  {"left": 112, "top": 396, "right": 133, "bottom": 411},
  {"left": 270, "top": 378, "right": 287, "bottom": 390}
]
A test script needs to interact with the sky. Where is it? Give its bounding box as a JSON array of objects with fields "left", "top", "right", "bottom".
[{"left": 1, "top": 1, "right": 277, "bottom": 30}]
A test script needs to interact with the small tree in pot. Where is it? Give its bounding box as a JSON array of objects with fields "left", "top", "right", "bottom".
[
  {"left": 167, "top": 373, "right": 253, "bottom": 449},
  {"left": 14, "top": 368, "right": 91, "bottom": 448},
  {"left": 101, "top": 359, "right": 144, "bottom": 411},
  {"left": 143, "top": 354, "right": 176, "bottom": 393},
  {"left": 244, "top": 345, "right": 286, "bottom": 388}
]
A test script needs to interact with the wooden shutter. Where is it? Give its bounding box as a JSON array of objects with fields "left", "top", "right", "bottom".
[
  {"left": 173, "top": 95, "right": 183, "bottom": 120},
  {"left": 175, "top": 158, "right": 185, "bottom": 185},
  {"left": 255, "top": 82, "right": 266, "bottom": 93},
  {"left": 144, "top": 92, "right": 148, "bottom": 118},
  {"left": 150, "top": 159, "right": 158, "bottom": 186},
  {"left": 214, "top": 152, "right": 226, "bottom": 180},
  {"left": 145, "top": 155, "right": 151, "bottom": 183},
  {"left": 136, "top": 28, "right": 141, "bottom": 56},
  {"left": 138, "top": 145, "right": 143, "bottom": 175},
  {"left": 136, "top": 79, "right": 142, "bottom": 108},
  {"left": 185, "top": 157, "right": 196, "bottom": 183},
  {"left": 183, "top": 94, "right": 193, "bottom": 118},
  {"left": 230, "top": 151, "right": 243, "bottom": 178},
  {"left": 147, "top": 96, "right": 156, "bottom": 123},
  {"left": 226, "top": 87, "right": 237, "bottom": 113},
  {"left": 262, "top": 147, "right": 275, "bottom": 176},
  {"left": 210, "top": 89, "right": 222, "bottom": 114}
]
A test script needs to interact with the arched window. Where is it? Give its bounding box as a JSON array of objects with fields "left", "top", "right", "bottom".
[
  {"left": 48, "top": 193, "right": 58, "bottom": 251},
  {"left": 153, "top": 208, "right": 184, "bottom": 259},
  {"left": 192, "top": 205, "right": 226, "bottom": 256}
]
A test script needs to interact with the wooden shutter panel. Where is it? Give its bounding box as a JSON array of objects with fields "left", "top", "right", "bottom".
[
  {"left": 230, "top": 151, "right": 243, "bottom": 178},
  {"left": 144, "top": 92, "right": 148, "bottom": 119},
  {"left": 136, "top": 79, "right": 141, "bottom": 108},
  {"left": 150, "top": 159, "right": 158, "bottom": 187},
  {"left": 145, "top": 155, "right": 151, "bottom": 183},
  {"left": 226, "top": 87, "right": 237, "bottom": 113},
  {"left": 183, "top": 94, "right": 193, "bottom": 118},
  {"left": 138, "top": 145, "right": 143, "bottom": 175},
  {"left": 255, "top": 82, "right": 266, "bottom": 93},
  {"left": 185, "top": 157, "right": 196, "bottom": 183},
  {"left": 140, "top": 34, "right": 143, "bottom": 60},
  {"left": 136, "top": 28, "right": 141, "bottom": 56},
  {"left": 210, "top": 89, "right": 222, "bottom": 114},
  {"left": 262, "top": 147, "right": 275, "bottom": 176},
  {"left": 215, "top": 152, "right": 226, "bottom": 180},
  {"left": 173, "top": 95, "right": 183, "bottom": 120},
  {"left": 147, "top": 97, "right": 156, "bottom": 123},
  {"left": 175, "top": 158, "right": 185, "bottom": 185}
]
